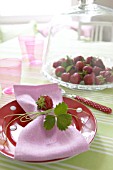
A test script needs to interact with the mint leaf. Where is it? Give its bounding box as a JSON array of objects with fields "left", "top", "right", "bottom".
[
  {"left": 54, "top": 102, "right": 68, "bottom": 116},
  {"left": 44, "top": 115, "right": 55, "bottom": 130},
  {"left": 57, "top": 114, "right": 72, "bottom": 131}
]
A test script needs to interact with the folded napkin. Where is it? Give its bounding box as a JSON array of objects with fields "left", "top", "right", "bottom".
[
  {"left": 13, "top": 83, "right": 89, "bottom": 162},
  {"left": 14, "top": 83, "right": 62, "bottom": 113}
]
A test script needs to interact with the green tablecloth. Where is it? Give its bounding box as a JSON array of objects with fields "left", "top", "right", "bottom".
[{"left": 0, "top": 38, "right": 113, "bottom": 170}]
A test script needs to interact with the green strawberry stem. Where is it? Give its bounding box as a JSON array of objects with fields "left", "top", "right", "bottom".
[{"left": 27, "top": 108, "right": 53, "bottom": 116}]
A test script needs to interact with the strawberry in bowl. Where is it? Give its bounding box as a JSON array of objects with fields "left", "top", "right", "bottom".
[{"left": 52, "top": 55, "right": 113, "bottom": 90}]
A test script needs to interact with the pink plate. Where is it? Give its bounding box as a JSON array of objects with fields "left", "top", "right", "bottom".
[{"left": 0, "top": 97, "right": 97, "bottom": 162}]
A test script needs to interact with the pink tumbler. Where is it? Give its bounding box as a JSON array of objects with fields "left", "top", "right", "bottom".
[{"left": 0, "top": 58, "right": 22, "bottom": 95}]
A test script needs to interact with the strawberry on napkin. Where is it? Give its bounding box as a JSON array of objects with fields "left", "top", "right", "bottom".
[
  {"left": 13, "top": 83, "right": 89, "bottom": 162},
  {"left": 14, "top": 83, "right": 62, "bottom": 113}
]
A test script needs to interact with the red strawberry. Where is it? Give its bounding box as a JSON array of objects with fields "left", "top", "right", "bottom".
[
  {"left": 70, "top": 73, "right": 82, "bottom": 84},
  {"left": 100, "top": 70, "right": 112, "bottom": 82},
  {"left": 75, "top": 61, "right": 85, "bottom": 71},
  {"left": 93, "top": 66, "right": 103, "bottom": 76},
  {"left": 105, "top": 67, "right": 112, "bottom": 71},
  {"left": 95, "top": 75, "right": 105, "bottom": 85},
  {"left": 53, "top": 60, "right": 62, "bottom": 68},
  {"left": 93, "top": 58, "right": 105, "bottom": 69},
  {"left": 57, "top": 58, "right": 67, "bottom": 68},
  {"left": 59, "top": 58, "right": 66, "bottom": 62},
  {"left": 83, "top": 73, "right": 95, "bottom": 85},
  {"left": 61, "top": 72, "right": 71, "bottom": 82},
  {"left": 100, "top": 70, "right": 106, "bottom": 77},
  {"left": 85, "top": 56, "right": 95, "bottom": 65},
  {"left": 106, "top": 75, "right": 113, "bottom": 83},
  {"left": 73, "top": 56, "right": 84, "bottom": 64},
  {"left": 83, "top": 65, "right": 93, "bottom": 74},
  {"left": 36, "top": 95, "right": 53, "bottom": 110},
  {"left": 55, "top": 66, "right": 65, "bottom": 77},
  {"left": 104, "top": 71, "right": 111, "bottom": 78}
]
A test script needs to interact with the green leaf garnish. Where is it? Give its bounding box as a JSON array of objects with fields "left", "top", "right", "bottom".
[
  {"left": 66, "top": 56, "right": 73, "bottom": 65},
  {"left": 61, "top": 56, "right": 73, "bottom": 68},
  {"left": 44, "top": 115, "right": 55, "bottom": 130},
  {"left": 66, "top": 65, "right": 73, "bottom": 72},
  {"left": 54, "top": 102, "right": 68, "bottom": 115},
  {"left": 61, "top": 61, "right": 68, "bottom": 68},
  {"left": 43, "top": 102, "right": 72, "bottom": 130},
  {"left": 57, "top": 114, "right": 72, "bottom": 131},
  {"left": 4, "top": 101, "right": 72, "bottom": 133}
]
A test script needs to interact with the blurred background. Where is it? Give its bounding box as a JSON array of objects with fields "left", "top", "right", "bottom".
[{"left": 0, "top": 0, "right": 113, "bottom": 42}]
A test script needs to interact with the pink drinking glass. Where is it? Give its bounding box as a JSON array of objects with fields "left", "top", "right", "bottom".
[
  {"left": 25, "top": 37, "right": 44, "bottom": 66},
  {"left": 18, "top": 36, "right": 35, "bottom": 60},
  {"left": 0, "top": 58, "right": 22, "bottom": 95}
]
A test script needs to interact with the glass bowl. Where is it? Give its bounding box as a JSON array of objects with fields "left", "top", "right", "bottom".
[{"left": 42, "top": 0, "right": 113, "bottom": 91}]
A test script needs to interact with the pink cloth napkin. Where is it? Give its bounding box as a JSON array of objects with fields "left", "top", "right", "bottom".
[
  {"left": 13, "top": 83, "right": 62, "bottom": 112},
  {"left": 13, "top": 83, "right": 89, "bottom": 162}
]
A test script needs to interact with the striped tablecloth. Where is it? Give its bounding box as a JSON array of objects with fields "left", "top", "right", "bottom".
[{"left": 0, "top": 38, "right": 113, "bottom": 170}]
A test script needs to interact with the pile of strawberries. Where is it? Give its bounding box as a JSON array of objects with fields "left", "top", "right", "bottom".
[{"left": 52, "top": 56, "right": 113, "bottom": 85}]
